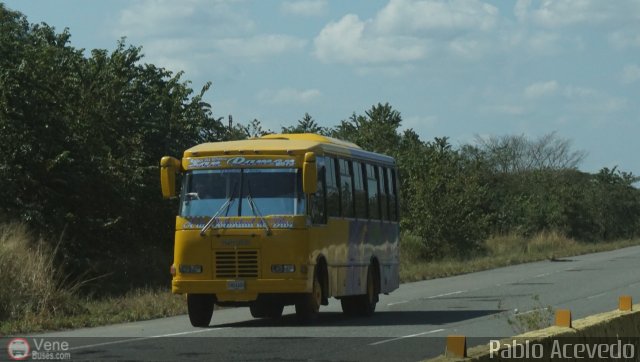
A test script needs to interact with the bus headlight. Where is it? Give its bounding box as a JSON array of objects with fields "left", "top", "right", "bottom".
[
  {"left": 271, "top": 264, "right": 296, "bottom": 273},
  {"left": 179, "top": 264, "right": 203, "bottom": 274}
]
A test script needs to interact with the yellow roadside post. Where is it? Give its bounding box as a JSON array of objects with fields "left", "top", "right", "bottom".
[
  {"left": 619, "top": 296, "right": 632, "bottom": 311},
  {"left": 555, "top": 309, "right": 572, "bottom": 328},
  {"left": 446, "top": 335, "right": 467, "bottom": 358}
]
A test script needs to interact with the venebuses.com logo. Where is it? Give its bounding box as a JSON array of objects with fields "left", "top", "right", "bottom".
[
  {"left": 7, "top": 338, "right": 30, "bottom": 360},
  {"left": 6, "top": 337, "right": 71, "bottom": 360}
]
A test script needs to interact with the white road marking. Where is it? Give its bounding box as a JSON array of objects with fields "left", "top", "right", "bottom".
[
  {"left": 535, "top": 273, "right": 550, "bottom": 278},
  {"left": 586, "top": 292, "right": 607, "bottom": 299},
  {"left": 369, "top": 329, "right": 446, "bottom": 346},
  {"left": 387, "top": 300, "right": 409, "bottom": 306},
  {"left": 69, "top": 328, "right": 226, "bottom": 351},
  {"left": 426, "top": 290, "right": 467, "bottom": 299}
]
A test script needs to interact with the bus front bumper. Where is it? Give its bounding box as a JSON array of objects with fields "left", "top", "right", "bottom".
[{"left": 172, "top": 279, "right": 309, "bottom": 302}]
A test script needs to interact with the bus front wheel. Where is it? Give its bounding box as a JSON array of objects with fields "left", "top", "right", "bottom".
[
  {"left": 295, "top": 271, "right": 322, "bottom": 323},
  {"left": 187, "top": 294, "right": 215, "bottom": 327}
]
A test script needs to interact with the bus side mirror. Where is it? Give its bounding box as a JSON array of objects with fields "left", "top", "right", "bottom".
[
  {"left": 303, "top": 152, "right": 317, "bottom": 194},
  {"left": 160, "top": 156, "right": 181, "bottom": 199}
]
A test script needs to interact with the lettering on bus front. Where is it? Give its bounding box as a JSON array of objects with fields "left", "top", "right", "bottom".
[
  {"left": 227, "top": 157, "right": 294, "bottom": 167},
  {"left": 188, "top": 157, "right": 295, "bottom": 169},
  {"left": 182, "top": 216, "right": 295, "bottom": 229}
]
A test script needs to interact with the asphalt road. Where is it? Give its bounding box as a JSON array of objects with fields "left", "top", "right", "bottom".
[{"left": 15, "top": 245, "right": 640, "bottom": 361}]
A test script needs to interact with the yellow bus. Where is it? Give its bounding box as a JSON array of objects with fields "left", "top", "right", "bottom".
[{"left": 160, "top": 133, "right": 400, "bottom": 325}]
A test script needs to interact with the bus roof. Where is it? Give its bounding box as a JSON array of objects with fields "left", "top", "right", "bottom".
[{"left": 183, "top": 133, "right": 395, "bottom": 165}]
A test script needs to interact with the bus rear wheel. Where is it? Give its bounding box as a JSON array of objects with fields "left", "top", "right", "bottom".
[
  {"left": 359, "top": 266, "right": 378, "bottom": 316},
  {"left": 340, "top": 296, "right": 359, "bottom": 316},
  {"left": 187, "top": 294, "right": 215, "bottom": 327},
  {"left": 340, "top": 266, "right": 378, "bottom": 317},
  {"left": 295, "top": 272, "right": 322, "bottom": 323}
]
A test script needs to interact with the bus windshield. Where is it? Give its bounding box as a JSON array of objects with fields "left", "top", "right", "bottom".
[{"left": 179, "top": 168, "right": 305, "bottom": 218}]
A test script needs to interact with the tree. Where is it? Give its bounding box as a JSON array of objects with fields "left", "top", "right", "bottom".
[
  {"left": 591, "top": 167, "right": 640, "bottom": 240},
  {"left": 242, "top": 118, "right": 272, "bottom": 138},
  {"left": 401, "top": 137, "right": 489, "bottom": 258},
  {"left": 0, "top": 5, "right": 229, "bottom": 292},
  {"left": 281, "top": 113, "right": 328, "bottom": 135},
  {"left": 475, "top": 132, "right": 587, "bottom": 173},
  {"left": 331, "top": 103, "right": 402, "bottom": 157}
]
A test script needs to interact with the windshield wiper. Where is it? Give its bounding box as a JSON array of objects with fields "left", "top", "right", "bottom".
[
  {"left": 246, "top": 182, "right": 272, "bottom": 236},
  {"left": 200, "top": 183, "right": 237, "bottom": 236}
]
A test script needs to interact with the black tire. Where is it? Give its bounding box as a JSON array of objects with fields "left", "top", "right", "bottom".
[
  {"left": 357, "top": 266, "right": 378, "bottom": 317},
  {"left": 341, "top": 266, "right": 378, "bottom": 317},
  {"left": 250, "top": 302, "right": 284, "bottom": 319},
  {"left": 250, "top": 302, "right": 267, "bottom": 318},
  {"left": 340, "top": 296, "right": 359, "bottom": 316},
  {"left": 295, "top": 271, "right": 322, "bottom": 324},
  {"left": 187, "top": 294, "right": 215, "bottom": 327},
  {"left": 266, "top": 303, "right": 284, "bottom": 318}
]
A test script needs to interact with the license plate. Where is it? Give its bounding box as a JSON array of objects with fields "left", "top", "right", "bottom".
[{"left": 226, "top": 280, "right": 245, "bottom": 290}]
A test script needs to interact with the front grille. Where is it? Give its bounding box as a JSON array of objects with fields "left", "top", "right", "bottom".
[{"left": 215, "top": 250, "right": 259, "bottom": 278}]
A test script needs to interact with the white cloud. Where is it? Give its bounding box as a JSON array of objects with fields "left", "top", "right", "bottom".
[
  {"left": 215, "top": 35, "right": 306, "bottom": 59},
  {"left": 530, "top": 0, "right": 621, "bottom": 27},
  {"left": 563, "top": 85, "right": 597, "bottom": 99},
  {"left": 257, "top": 88, "right": 322, "bottom": 104},
  {"left": 281, "top": 0, "right": 327, "bottom": 17},
  {"left": 113, "top": 0, "right": 305, "bottom": 71},
  {"left": 401, "top": 115, "right": 438, "bottom": 132},
  {"left": 526, "top": 32, "right": 561, "bottom": 54},
  {"left": 597, "top": 98, "right": 627, "bottom": 112},
  {"left": 116, "top": 0, "right": 254, "bottom": 38},
  {"left": 313, "top": 14, "right": 427, "bottom": 64},
  {"left": 609, "top": 30, "right": 640, "bottom": 50},
  {"left": 373, "top": 0, "right": 498, "bottom": 35},
  {"left": 510, "top": 0, "right": 637, "bottom": 55},
  {"left": 484, "top": 104, "right": 526, "bottom": 116},
  {"left": 621, "top": 64, "right": 640, "bottom": 84},
  {"left": 524, "top": 80, "right": 559, "bottom": 99},
  {"left": 560, "top": 85, "right": 627, "bottom": 114},
  {"left": 448, "top": 36, "right": 488, "bottom": 59},
  {"left": 354, "top": 64, "right": 416, "bottom": 77},
  {"left": 520, "top": 0, "right": 624, "bottom": 28},
  {"left": 313, "top": 0, "right": 499, "bottom": 65},
  {"left": 514, "top": 0, "right": 532, "bottom": 23}
]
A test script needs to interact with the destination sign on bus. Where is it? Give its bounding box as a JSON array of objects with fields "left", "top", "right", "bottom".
[{"left": 186, "top": 156, "right": 296, "bottom": 170}]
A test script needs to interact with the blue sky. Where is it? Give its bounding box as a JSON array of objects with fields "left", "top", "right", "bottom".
[{"left": 4, "top": 0, "right": 640, "bottom": 175}]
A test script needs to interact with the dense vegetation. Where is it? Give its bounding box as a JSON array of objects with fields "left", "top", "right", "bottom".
[{"left": 2, "top": 2, "right": 640, "bottom": 307}]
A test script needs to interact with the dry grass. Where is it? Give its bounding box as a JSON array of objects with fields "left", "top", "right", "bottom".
[
  {"left": 0, "top": 223, "right": 83, "bottom": 323},
  {"left": 1, "top": 287, "right": 186, "bottom": 335},
  {"left": 400, "top": 231, "right": 640, "bottom": 282},
  {"left": 0, "top": 223, "right": 185, "bottom": 335}
]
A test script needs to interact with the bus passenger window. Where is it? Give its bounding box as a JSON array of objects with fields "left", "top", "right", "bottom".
[
  {"left": 311, "top": 164, "right": 327, "bottom": 224},
  {"left": 353, "top": 161, "right": 367, "bottom": 219},
  {"left": 366, "top": 164, "right": 380, "bottom": 220},
  {"left": 326, "top": 157, "right": 340, "bottom": 217},
  {"left": 379, "top": 167, "right": 389, "bottom": 221},
  {"left": 339, "top": 159, "right": 354, "bottom": 218},
  {"left": 388, "top": 169, "right": 398, "bottom": 221}
]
